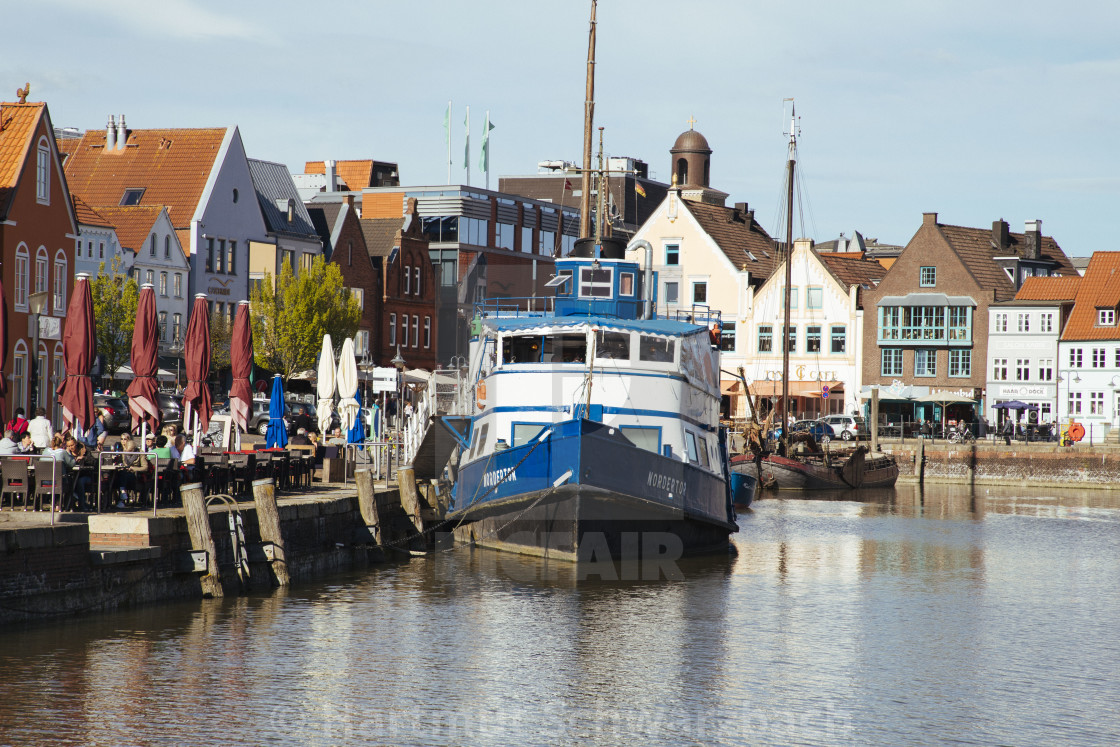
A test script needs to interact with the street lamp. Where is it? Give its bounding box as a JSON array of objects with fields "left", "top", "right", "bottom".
[
  {"left": 391, "top": 345, "right": 406, "bottom": 452},
  {"left": 28, "top": 290, "right": 50, "bottom": 413},
  {"left": 168, "top": 339, "right": 184, "bottom": 393}
]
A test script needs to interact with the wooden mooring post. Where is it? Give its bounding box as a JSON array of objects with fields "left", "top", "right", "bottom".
[
  {"left": 355, "top": 468, "right": 382, "bottom": 548},
  {"left": 252, "top": 478, "right": 290, "bottom": 586},
  {"left": 181, "top": 482, "right": 223, "bottom": 598}
]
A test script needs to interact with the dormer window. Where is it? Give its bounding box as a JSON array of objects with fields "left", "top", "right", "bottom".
[
  {"left": 120, "top": 188, "right": 145, "bottom": 206},
  {"left": 1098, "top": 309, "right": 1116, "bottom": 326}
]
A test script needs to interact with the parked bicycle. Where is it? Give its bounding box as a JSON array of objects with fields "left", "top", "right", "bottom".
[{"left": 947, "top": 424, "right": 976, "bottom": 444}]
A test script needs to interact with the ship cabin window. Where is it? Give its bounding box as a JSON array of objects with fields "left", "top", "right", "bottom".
[
  {"left": 684, "top": 431, "right": 701, "bottom": 465},
  {"left": 469, "top": 422, "right": 490, "bottom": 460},
  {"left": 620, "top": 425, "right": 660, "bottom": 453},
  {"left": 554, "top": 269, "right": 574, "bottom": 296},
  {"left": 619, "top": 272, "right": 635, "bottom": 296},
  {"left": 638, "top": 334, "right": 675, "bottom": 363},
  {"left": 502, "top": 334, "right": 542, "bottom": 364},
  {"left": 512, "top": 423, "right": 548, "bottom": 448},
  {"left": 595, "top": 330, "right": 631, "bottom": 360},
  {"left": 579, "top": 266, "right": 613, "bottom": 298},
  {"left": 544, "top": 333, "right": 587, "bottom": 363}
]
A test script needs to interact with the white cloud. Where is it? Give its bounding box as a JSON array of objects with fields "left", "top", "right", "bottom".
[{"left": 53, "top": 0, "right": 257, "bottom": 41}]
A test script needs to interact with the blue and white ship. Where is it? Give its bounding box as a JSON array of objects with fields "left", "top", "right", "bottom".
[{"left": 445, "top": 237, "right": 753, "bottom": 562}]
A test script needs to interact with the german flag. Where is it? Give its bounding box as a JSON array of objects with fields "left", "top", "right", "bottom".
[{"left": 635, "top": 182, "right": 647, "bottom": 198}]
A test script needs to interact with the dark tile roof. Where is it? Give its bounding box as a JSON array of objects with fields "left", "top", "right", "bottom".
[
  {"left": 936, "top": 222, "right": 1076, "bottom": 301},
  {"left": 248, "top": 158, "right": 318, "bottom": 239},
  {"left": 679, "top": 198, "right": 778, "bottom": 281},
  {"left": 360, "top": 217, "right": 403, "bottom": 258},
  {"left": 819, "top": 253, "right": 887, "bottom": 289},
  {"left": 306, "top": 203, "right": 342, "bottom": 255}
]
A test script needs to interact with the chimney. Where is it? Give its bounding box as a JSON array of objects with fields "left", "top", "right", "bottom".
[
  {"left": 922, "top": 212, "right": 938, "bottom": 227},
  {"left": 1025, "top": 219, "right": 1042, "bottom": 259},
  {"left": 325, "top": 160, "right": 337, "bottom": 192},
  {"left": 116, "top": 114, "right": 127, "bottom": 150},
  {"left": 992, "top": 219, "right": 1010, "bottom": 252},
  {"left": 106, "top": 115, "right": 116, "bottom": 151}
]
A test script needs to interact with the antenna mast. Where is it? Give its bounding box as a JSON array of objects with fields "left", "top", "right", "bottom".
[
  {"left": 781, "top": 99, "right": 798, "bottom": 452},
  {"left": 579, "top": 0, "right": 597, "bottom": 239}
]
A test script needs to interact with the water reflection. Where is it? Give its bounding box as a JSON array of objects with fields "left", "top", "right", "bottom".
[{"left": 1, "top": 484, "right": 1118, "bottom": 745}]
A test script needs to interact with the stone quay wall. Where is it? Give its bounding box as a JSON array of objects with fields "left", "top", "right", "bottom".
[
  {"left": 0, "top": 489, "right": 392, "bottom": 626},
  {"left": 887, "top": 442, "right": 1120, "bottom": 488}
]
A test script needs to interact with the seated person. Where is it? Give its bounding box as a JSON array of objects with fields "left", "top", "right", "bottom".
[
  {"left": 65, "top": 438, "right": 93, "bottom": 511},
  {"left": 118, "top": 433, "right": 149, "bottom": 506},
  {"left": 290, "top": 427, "right": 312, "bottom": 445},
  {"left": 17, "top": 432, "right": 36, "bottom": 454},
  {"left": 0, "top": 429, "right": 19, "bottom": 455},
  {"left": 173, "top": 434, "right": 196, "bottom": 481}
]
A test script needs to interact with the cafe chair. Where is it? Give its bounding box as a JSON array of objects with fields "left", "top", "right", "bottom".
[{"left": 1, "top": 459, "right": 31, "bottom": 510}]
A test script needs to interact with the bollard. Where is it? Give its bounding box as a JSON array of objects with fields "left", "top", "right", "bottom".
[
  {"left": 181, "top": 482, "right": 223, "bottom": 598},
  {"left": 355, "top": 468, "right": 382, "bottom": 547},
  {"left": 252, "top": 478, "right": 290, "bottom": 586},
  {"left": 916, "top": 438, "right": 926, "bottom": 484}
]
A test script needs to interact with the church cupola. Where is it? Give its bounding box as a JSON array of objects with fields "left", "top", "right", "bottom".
[{"left": 670, "top": 119, "right": 712, "bottom": 189}]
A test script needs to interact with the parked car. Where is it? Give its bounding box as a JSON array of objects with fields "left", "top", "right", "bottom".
[
  {"left": 94, "top": 394, "right": 130, "bottom": 433},
  {"left": 158, "top": 392, "right": 182, "bottom": 426},
  {"left": 821, "top": 414, "right": 868, "bottom": 441},
  {"left": 789, "top": 419, "right": 836, "bottom": 443}
]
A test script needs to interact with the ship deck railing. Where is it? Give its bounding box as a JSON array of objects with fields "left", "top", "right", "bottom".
[{"left": 474, "top": 298, "right": 721, "bottom": 327}]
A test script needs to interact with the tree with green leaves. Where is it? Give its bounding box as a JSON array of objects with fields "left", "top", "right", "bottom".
[
  {"left": 89, "top": 257, "right": 139, "bottom": 387},
  {"left": 250, "top": 256, "right": 362, "bottom": 382},
  {"left": 209, "top": 310, "right": 232, "bottom": 374}
]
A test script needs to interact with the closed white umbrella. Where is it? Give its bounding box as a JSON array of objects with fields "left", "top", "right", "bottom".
[
  {"left": 317, "top": 335, "right": 336, "bottom": 435},
  {"left": 336, "top": 337, "right": 359, "bottom": 435}
]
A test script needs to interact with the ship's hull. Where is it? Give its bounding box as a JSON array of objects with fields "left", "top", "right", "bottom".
[
  {"left": 737, "top": 449, "right": 899, "bottom": 491},
  {"left": 449, "top": 419, "right": 740, "bottom": 561}
]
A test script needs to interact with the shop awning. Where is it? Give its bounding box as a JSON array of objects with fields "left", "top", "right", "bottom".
[
  {"left": 749, "top": 380, "right": 841, "bottom": 398},
  {"left": 720, "top": 379, "right": 742, "bottom": 395}
]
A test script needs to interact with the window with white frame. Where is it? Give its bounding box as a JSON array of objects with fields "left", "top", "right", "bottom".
[
  {"left": 413, "top": 266, "right": 421, "bottom": 296},
  {"left": 1041, "top": 313, "right": 1053, "bottom": 332},
  {"left": 1098, "top": 309, "right": 1116, "bottom": 326},
  {"left": 403, "top": 265, "right": 411, "bottom": 295},
  {"left": 12, "top": 342, "right": 27, "bottom": 412},
  {"left": 992, "top": 358, "right": 1008, "bottom": 380},
  {"left": 915, "top": 349, "right": 936, "bottom": 377},
  {"left": 882, "top": 348, "right": 903, "bottom": 376},
  {"left": 424, "top": 316, "right": 431, "bottom": 348},
  {"left": 411, "top": 315, "right": 419, "bottom": 348},
  {"left": 53, "top": 250, "right": 67, "bottom": 313},
  {"left": 758, "top": 325, "right": 773, "bottom": 353},
  {"left": 807, "top": 287, "right": 823, "bottom": 309},
  {"left": 1069, "top": 348, "right": 1083, "bottom": 368},
  {"left": 1016, "top": 358, "right": 1030, "bottom": 380},
  {"left": 1038, "top": 359, "right": 1053, "bottom": 381},
  {"left": 14, "top": 245, "right": 29, "bottom": 310},
  {"left": 389, "top": 313, "right": 397, "bottom": 346},
  {"left": 1017, "top": 313, "right": 1030, "bottom": 332},
  {"left": 692, "top": 281, "right": 707, "bottom": 304},
  {"left": 579, "top": 266, "right": 613, "bottom": 298},
  {"left": 35, "top": 247, "right": 48, "bottom": 294},
  {"left": 146, "top": 270, "right": 154, "bottom": 287},
  {"left": 831, "top": 325, "right": 847, "bottom": 354},
  {"left": 36, "top": 138, "right": 50, "bottom": 204},
  {"left": 158, "top": 311, "right": 168, "bottom": 340},
  {"left": 350, "top": 288, "right": 364, "bottom": 310},
  {"left": 1093, "top": 348, "right": 1106, "bottom": 368},
  {"left": 1068, "top": 391, "right": 1081, "bottom": 415},
  {"left": 174, "top": 273, "right": 182, "bottom": 297},
  {"left": 664, "top": 281, "right": 678, "bottom": 304},
  {"left": 1091, "top": 391, "right": 1105, "bottom": 415},
  {"left": 806, "top": 325, "right": 821, "bottom": 353},
  {"left": 949, "top": 349, "right": 971, "bottom": 377},
  {"left": 159, "top": 272, "right": 168, "bottom": 296},
  {"left": 919, "top": 266, "right": 936, "bottom": 286},
  {"left": 355, "top": 329, "right": 369, "bottom": 356},
  {"left": 401, "top": 313, "right": 410, "bottom": 347},
  {"left": 994, "top": 312, "right": 1007, "bottom": 332},
  {"left": 784, "top": 325, "right": 797, "bottom": 353}
]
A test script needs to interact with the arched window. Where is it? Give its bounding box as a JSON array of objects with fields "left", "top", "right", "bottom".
[
  {"left": 14, "top": 244, "right": 29, "bottom": 309},
  {"left": 52, "top": 342, "right": 64, "bottom": 426},
  {"left": 150, "top": 234, "right": 157, "bottom": 256},
  {"left": 53, "top": 250, "right": 68, "bottom": 314},
  {"left": 36, "top": 136, "right": 50, "bottom": 204},
  {"left": 676, "top": 158, "right": 688, "bottom": 186},
  {"left": 35, "top": 246, "right": 48, "bottom": 294},
  {"left": 164, "top": 235, "right": 171, "bottom": 258},
  {"left": 12, "top": 340, "right": 28, "bottom": 416}
]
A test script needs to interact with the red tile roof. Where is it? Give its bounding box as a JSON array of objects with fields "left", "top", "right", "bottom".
[
  {"left": 63, "top": 126, "right": 228, "bottom": 229},
  {"left": 1061, "top": 252, "right": 1120, "bottom": 341},
  {"left": 71, "top": 194, "right": 112, "bottom": 228},
  {"left": 305, "top": 160, "right": 374, "bottom": 191},
  {"left": 1016, "top": 275, "right": 1081, "bottom": 302},
  {"left": 90, "top": 205, "right": 164, "bottom": 252},
  {"left": 0, "top": 102, "right": 44, "bottom": 217}
]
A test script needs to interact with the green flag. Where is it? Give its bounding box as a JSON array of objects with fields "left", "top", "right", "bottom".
[
  {"left": 463, "top": 107, "right": 470, "bottom": 170},
  {"left": 479, "top": 114, "right": 496, "bottom": 173}
]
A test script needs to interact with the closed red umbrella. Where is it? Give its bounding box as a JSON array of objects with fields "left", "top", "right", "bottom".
[
  {"left": 56, "top": 273, "right": 97, "bottom": 433},
  {"left": 183, "top": 293, "right": 212, "bottom": 437},
  {"left": 229, "top": 300, "right": 253, "bottom": 437},
  {"left": 126, "top": 284, "right": 161, "bottom": 433}
]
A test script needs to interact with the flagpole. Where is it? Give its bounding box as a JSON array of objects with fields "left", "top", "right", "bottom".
[
  {"left": 446, "top": 99, "right": 452, "bottom": 185},
  {"left": 484, "top": 110, "right": 491, "bottom": 190}
]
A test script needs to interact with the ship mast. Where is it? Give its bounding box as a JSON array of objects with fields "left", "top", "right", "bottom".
[
  {"left": 579, "top": 0, "right": 597, "bottom": 239},
  {"left": 781, "top": 100, "right": 798, "bottom": 454}
]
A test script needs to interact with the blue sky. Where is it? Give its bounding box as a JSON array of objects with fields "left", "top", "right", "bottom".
[{"left": 7, "top": 0, "right": 1119, "bottom": 255}]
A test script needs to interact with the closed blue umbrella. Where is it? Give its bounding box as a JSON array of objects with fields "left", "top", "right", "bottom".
[
  {"left": 347, "top": 389, "right": 365, "bottom": 446},
  {"left": 266, "top": 374, "right": 288, "bottom": 448}
]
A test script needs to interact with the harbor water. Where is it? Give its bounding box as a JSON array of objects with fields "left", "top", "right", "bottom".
[{"left": 1, "top": 483, "right": 1118, "bottom": 745}]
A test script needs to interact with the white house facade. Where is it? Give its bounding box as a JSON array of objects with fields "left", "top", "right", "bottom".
[{"left": 986, "top": 299, "right": 1063, "bottom": 428}]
